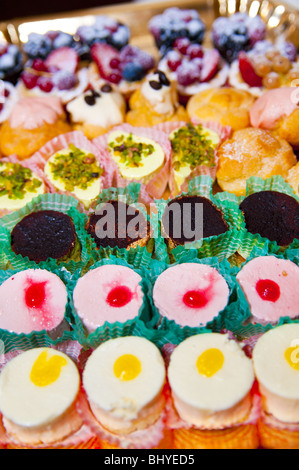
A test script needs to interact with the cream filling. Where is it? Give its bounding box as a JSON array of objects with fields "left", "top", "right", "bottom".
[
  {"left": 259, "top": 383, "right": 299, "bottom": 424},
  {"left": 140, "top": 74, "right": 175, "bottom": 115}
]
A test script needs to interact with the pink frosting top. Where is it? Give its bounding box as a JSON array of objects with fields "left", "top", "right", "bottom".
[
  {"left": 9, "top": 96, "right": 64, "bottom": 130},
  {"left": 73, "top": 264, "right": 143, "bottom": 332},
  {"left": 250, "top": 87, "right": 299, "bottom": 129},
  {"left": 0, "top": 269, "right": 67, "bottom": 334},
  {"left": 152, "top": 263, "right": 230, "bottom": 327},
  {"left": 236, "top": 256, "right": 299, "bottom": 323}
]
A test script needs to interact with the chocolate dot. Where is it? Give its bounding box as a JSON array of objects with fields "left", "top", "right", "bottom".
[
  {"left": 149, "top": 80, "right": 162, "bottom": 90},
  {"left": 157, "top": 70, "right": 170, "bottom": 86},
  {"left": 101, "top": 83, "right": 113, "bottom": 93},
  {"left": 84, "top": 94, "right": 96, "bottom": 106}
]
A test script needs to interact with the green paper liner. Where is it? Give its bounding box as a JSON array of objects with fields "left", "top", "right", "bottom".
[
  {"left": 237, "top": 175, "right": 299, "bottom": 255},
  {"left": 85, "top": 183, "right": 154, "bottom": 269},
  {"left": 67, "top": 256, "right": 161, "bottom": 349},
  {"left": 146, "top": 254, "right": 248, "bottom": 343},
  {"left": 152, "top": 175, "right": 245, "bottom": 263},
  {"left": 0, "top": 265, "right": 77, "bottom": 353},
  {"left": 0, "top": 193, "right": 94, "bottom": 273}
]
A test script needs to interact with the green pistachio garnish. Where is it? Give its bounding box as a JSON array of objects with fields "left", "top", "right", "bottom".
[
  {"left": 109, "top": 133, "right": 155, "bottom": 168},
  {"left": 171, "top": 123, "right": 216, "bottom": 171},
  {"left": 0, "top": 162, "right": 42, "bottom": 200},
  {"left": 49, "top": 144, "right": 103, "bottom": 192}
]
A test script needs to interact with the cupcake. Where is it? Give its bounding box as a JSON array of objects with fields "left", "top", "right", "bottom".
[
  {"left": 252, "top": 324, "right": 299, "bottom": 449},
  {"left": 76, "top": 15, "right": 130, "bottom": 52},
  {"left": 0, "top": 268, "right": 68, "bottom": 336},
  {"left": 168, "top": 333, "right": 258, "bottom": 449},
  {"left": 125, "top": 70, "right": 188, "bottom": 126},
  {"left": 0, "top": 96, "right": 71, "bottom": 159},
  {"left": 0, "top": 347, "right": 88, "bottom": 448},
  {"left": 66, "top": 84, "right": 126, "bottom": 139},
  {"left": 152, "top": 263, "right": 230, "bottom": 328},
  {"left": 187, "top": 87, "right": 256, "bottom": 131},
  {"left": 249, "top": 87, "right": 299, "bottom": 148},
  {"left": 216, "top": 128, "right": 297, "bottom": 196},
  {"left": 0, "top": 81, "right": 19, "bottom": 124},
  {"left": 81, "top": 336, "right": 169, "bottom": 448},
  {"left": 236, "top": 256, "right": 299, "bottom": 324},
  {"left": 72, "top": 264, "right": 144, "bottom": 333},
  {"left": 239, "top": 190, "right": 299, "bottom": 246}
]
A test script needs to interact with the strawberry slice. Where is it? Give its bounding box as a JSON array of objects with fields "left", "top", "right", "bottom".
[
  {"left": 238, "top": 52, "right": 263, "bottom": 87},
  {"left": 45, "top": 47, "right": 79, "bottom": 73},
  {"left": 90, "top": 42, "right": 122, "bottom": 84},
  {"left": 200, "top": 49, "right": 220, "bottom": 82}
]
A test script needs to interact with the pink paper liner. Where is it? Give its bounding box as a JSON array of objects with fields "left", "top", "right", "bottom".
[
  {"left": 76, "top": 387, "right": 168, "bottom": 449},
  {"left": 153, "top": 119, "right": 232, "bottom": 197},
  {"left": 29, "top": 131, "right": 116, "bottom": 210},
  {"left": 93, "top": 123, "right": 172, "bottom": 200}
]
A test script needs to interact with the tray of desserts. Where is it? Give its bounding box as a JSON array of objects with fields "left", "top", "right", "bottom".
[{"left": 0, "top": 0, "right": 298, "bottom": 450}]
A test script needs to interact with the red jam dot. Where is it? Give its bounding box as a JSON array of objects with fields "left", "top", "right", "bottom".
[
  {"left": 183, "top": 290, "right": 208, "bottom": 309},
  {"left": 106, "top": 286, "right": 133, "bottom": 308},
  {"left": 256, "top": 279, "right": 280, "bottom": 302},
  {"left": 25, "top": 281, "right": 47, "bottom": 309}
]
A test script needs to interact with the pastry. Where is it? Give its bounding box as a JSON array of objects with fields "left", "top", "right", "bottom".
[
  {"left": 236, "top": 256, "right": 299, "bottom": 324},
  {"left": 0, "top": 347, "right": 83, "bottom": 447},
  {"left": 72, "top": 264, "right": 144, "bottom": 332},
  {"left": 10, "top": 210, "right": 78, "bottom": 263},
  {"left": 0, "top": 269, "right": 67, "bottom": 335},
  {"left": 249, "top": 87, "right": 299, "bottom": 147},
  {"left": 82, "top": 336, "right": 168, "bottom": 448},
  {"left": 152, "top": 263, "right": 230, "bottom": 328},
  {"left": 168, "top": 333, "right": 257, "bottom": 449},
  {"left": 0, "top": 96, "right": 71, "bottom": 159},
  {"left": 125, "top": 70, "right": 188, "bottom": 126},
  {"left": 239, "top": 190, "right": 299, "bottom": 246},
  {"left": 187, "top": 87, "right": 256, "bottom": 131},
  {"left": 252, "top": 324, "right": 299, "bottom": 449},
  {"left": 66, "top": 84, "right": 126, "bottom": 139},
  {"left": 216, "top": 128, "right": 297, "bottom": 196},
  {"left": 86, "top": 200, "right": 150, "bottom": 251}
]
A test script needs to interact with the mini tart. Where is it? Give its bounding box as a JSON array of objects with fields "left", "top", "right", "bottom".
[
  {"left": 0, "top": 268, "right": 68, "bottom": 335},
  {"left": 86, "top": 200, "right": 150, "bottom": 251},
  {"left": 216, "top": 128, "right": 297, "bottom": 196},
  {"left": 0, "top": 162, "right": 45, "bottom": 213},
  {"left": 72, "top": 264, "right": 144, "bottom": 332},
  {"left": 0, "top": 347, "right": 82, "bottom": 446},
  {"left": 10, "top": 210, "right": 77, "bottom": 263},
  {"left": 236, "top": 256, "right": 299, "bottom": 324},
  {"left": 82, "top": 336, "right": 166, "bottom": 435},
  {"left": 161, "top": 194, "right": 229, "bottom": 249},
  {"left": 66, "top": 84, "right": 126, "bottom": 139},
  {"left": 252, "top": 324, "right": 299, "bottom": 424},
  {"left": 107, "top": 130, "right": 165, "bottom": 184},
  {"left": 0, "top": 81, "right": 19, "bottom": 124},
  {"left": 152, "top": 263, "right": 230, "bottom": 328},
  {"left": 187, "top": 87, "right": 256, "bottom": 131},
  {"left": 239, "top": 190, "right": 299, "bottom": 246},
  {"left": 168, "top": 333, "right": 255, "bottom": 429},
  {"left": 44, "top": 144, "right": 103, "bottom": 209}
]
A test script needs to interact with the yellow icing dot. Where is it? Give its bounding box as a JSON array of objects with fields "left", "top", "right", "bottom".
[
  {"left": 196, "top": 348, "right": 225, "bottom": 378},
  {"left": 285, "top": 346, "right": 299, "bottom": 371},
  {"left": 113, "top": 354, "right": 142, "bottom": 381},
  {"left": 30, "top": 350, "right": 68, "bottom": 387}
]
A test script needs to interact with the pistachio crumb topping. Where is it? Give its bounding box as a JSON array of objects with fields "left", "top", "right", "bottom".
[
  {"left": 171, "top": 123, "right": 216, "bottom": 171},
  {"left": 0, "top": 162, "right": 42, "bottom": 200},
  {"left": 109, "top": 133, "right": 155, "bottom": 168},
  {"left": 49, "top": 144, "right": 103, "bottom": 192}
]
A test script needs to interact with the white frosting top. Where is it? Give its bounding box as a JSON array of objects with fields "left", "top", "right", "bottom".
[{"left": 140, "top": 72, "right": 176, "bottom": 115}]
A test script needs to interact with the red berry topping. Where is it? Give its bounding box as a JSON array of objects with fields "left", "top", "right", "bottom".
[
  {"left": 21, "top": 71, "right": 38, "bottom": 89},
  {"left": 91, "top": 42, "right": 122, "bottom": 83},
  {"left": 183, "top": 290, "right": 208, "bottom": 308},
  {"left": 110, "top": 57, "right": 121, "bottom": 69},
  {"left": 25, "top": 281, "right": 47, "bottom": 309},
  {"left": 256, "top": 279, "right": 280, "bottom": 302},
  {"left": 106, "top": 286, "right": 132, "bottom": 308},
  {"left": 238, "top": 52, "right": 263, "bottom": 87},
  {"left": 31, "top": 58, "right": 48, "bottom": 72},
  {"left": 4, "top": 88, "right": 10, "bottom": 98},
  {"left": 0, "top": 45, "right": 8, "bottom": 56},
  {"left": 45, "top": 47, "right": 79, "bottom": 73},
  {"left": 174, "top": 37, "right": 191, "bottom": 55},
  {"left": 187, "top": 44, "right": 204, "bottom": 59},
  {"left": 200, "top": 49, "right": 220, "bottom": 82},
  {"left": 0, "top": 103, "right": 3, "bottom": 112},
  {"left": 108, "top": 72, "right": 122, "bottom": 84},
  {"left": 37, "top": 76, "right": 54, "bottom": 93}
]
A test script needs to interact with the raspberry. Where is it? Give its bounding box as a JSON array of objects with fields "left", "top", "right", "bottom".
[
  {"left": 187, "top": 44, "right": 204, "bottom": 59},
  {"left": 21, "top": 71, "right": 38, "bottom": 89},
  {"left": 174, "top": 37, "right": 191, "bottom": 55},
  {"left": 37, "top": 76, "right": 53, "bottom": 93},
  {"left": 31, "top": 58, "right": 48, "bottom": 72}
]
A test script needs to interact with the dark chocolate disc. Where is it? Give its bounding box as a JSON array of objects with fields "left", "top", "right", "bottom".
[
  {"left": 162, "top": 195, "right": 229, "bottom": 245},
  {"left": 86, "top": 200, "right": 150, "bottom": 249},
  {"left": 239, "top": 190, "right": 299, "bottom": 246},
  {"left": 11, "top": 210, "right": 77, "bottom": 263}
]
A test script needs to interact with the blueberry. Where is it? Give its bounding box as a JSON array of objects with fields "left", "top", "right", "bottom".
[
  {"left": 52, "top": 32, "right": 74, "bottom": 49},
  {"left": 122, "top": 62, "right": 145, "bottom": 82},
  {"left": 24, "top": 33, "right": 52, "bottom": 59},
  {"left": 0, "top": 54, "right": 15, "bottom": 71}
]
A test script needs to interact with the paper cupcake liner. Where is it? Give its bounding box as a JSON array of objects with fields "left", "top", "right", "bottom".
[
  {"left": 29, "top": 130, "right": 116, "bottom": 212},
  {"left": 152, "top": 175, "right": 244, "bottom": 263},
  {"left": 0, "top": 193, "right": 93, "bottom": 272},
  {"left": 93, "top": 123, "right": 172, "bottom": 200}
]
